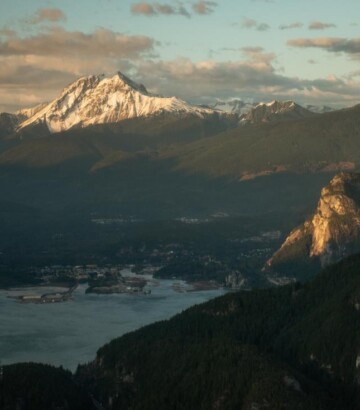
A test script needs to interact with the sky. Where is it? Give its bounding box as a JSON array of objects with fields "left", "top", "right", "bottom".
[{"left": 1, "top": 0, "right": 360, "bottom": 112}]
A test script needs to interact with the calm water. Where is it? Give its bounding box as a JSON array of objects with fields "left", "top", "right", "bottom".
[{"left": 0, "top": 274, "right": 226, "bottom": 371}]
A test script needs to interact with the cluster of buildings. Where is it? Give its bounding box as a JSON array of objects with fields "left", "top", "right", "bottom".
[{"left": 38, "top": 264, "right": 125, "bottom": 283}]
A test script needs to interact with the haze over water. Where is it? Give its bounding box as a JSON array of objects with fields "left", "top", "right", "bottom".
[{"left": 0, "top": 277, "right": 226, "bottom": 371}]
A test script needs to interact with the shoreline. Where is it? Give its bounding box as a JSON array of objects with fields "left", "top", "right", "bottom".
[{"left": 7, "top": 284, "right": 78, "bottom": 304}]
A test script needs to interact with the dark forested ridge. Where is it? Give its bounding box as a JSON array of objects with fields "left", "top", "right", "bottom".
[
  {"left": 0, "top": 363, "right": 93, "bottom": 409},
  {"left": 74, "top": 253, "right": 360, "bottom": 409}
]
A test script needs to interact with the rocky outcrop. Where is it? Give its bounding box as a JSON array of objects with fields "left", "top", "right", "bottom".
[{"left": 266, "top": 173, "right": 360, "bottom": 273}]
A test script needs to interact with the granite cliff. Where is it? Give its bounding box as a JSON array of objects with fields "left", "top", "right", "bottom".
[{"left": 266, "top": 173, "right": 360, "bottom": 278}]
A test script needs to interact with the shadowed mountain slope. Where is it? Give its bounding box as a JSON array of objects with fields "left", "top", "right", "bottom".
[
  {"left": 168, "top": 104, "right": 360, "bottom": 179},
  {"left": 76, "top": 253, "right": 360, "bottom": 409}
]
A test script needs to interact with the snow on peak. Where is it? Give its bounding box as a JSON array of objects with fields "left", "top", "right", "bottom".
[
  {"left": 212, "top": 99, "right": 300, "bottom": 117},
  {"left": 257, "top": 100, "right": 296, "bottom": 109},
  {"left": 239, "top": 99, "right": 314, "bottom": 125},
  {"left": 115, "top": 71, "right": 148, "bottom": 94},
  {"left": 211, "top": 99, "right": 255, "bottom": 115},
  {"left": 17, "top": 72, "right": 219, "bottom": 134},
  {"left": 16, "top": 102, "right": 48, "bottom": 120}
]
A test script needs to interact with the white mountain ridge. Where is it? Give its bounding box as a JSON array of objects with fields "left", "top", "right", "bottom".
[
  {"left": 17, "top": 102, "right": 49, "bottom": 120},
  {"left": 212, "top": 99, "right": 336, "bottom": 117},
  {"left": 17, "top": 72, "right": 221, "bottom": 134},
  {"left": 238, "top": 99, "right": 316, "bottom": 125},
  {"left": 10, "top": 72, "right": 338, "bottom": 135},
  {"left": 211, "top": 99, "right": 256, "bottom": 115}
]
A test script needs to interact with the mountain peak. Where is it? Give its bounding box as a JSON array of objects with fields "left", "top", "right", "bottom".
[
  {"left": 114, "top": 71, "right": 148, "bottom": 94},
  {"left": 16, "top": 72, "right": 219, "bottom": 134},
  {"left": 266, "top": 172, "right": 360, "bottom": 275},
  {"left": 55, "top": 72, "right": 148, "bottom": 101},
  {"left": 260, "top": 100, "right": 295, "bottom": 108}
]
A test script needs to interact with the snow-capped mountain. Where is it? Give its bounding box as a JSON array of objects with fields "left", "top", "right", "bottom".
[
  {"left": 239, "top": 100, "right": 315, "bottom": 125},
  {"left": 211, "top": 99, "right": 256, "bottom": 116},
  {"left": 212, "top": 99, "right": 335, "bottom": 119},
  {"left": 18, "top": 72, "right": 221, "bottom": 134},
  {"left": 17, "top": 102, "right": 49, "bottom": 120}
]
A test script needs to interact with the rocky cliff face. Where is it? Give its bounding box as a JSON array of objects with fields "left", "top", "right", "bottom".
[{"left": 267, "top": 173, "right": 360, "bottom": 273}]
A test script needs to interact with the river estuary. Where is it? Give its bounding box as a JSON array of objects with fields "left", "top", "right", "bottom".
[{"left": 0, "top": 274, "right": 226, "bottom": 371}]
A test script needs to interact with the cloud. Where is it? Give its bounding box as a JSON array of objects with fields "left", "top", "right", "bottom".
[
  {"left": 131, "top": 3, "right": 156, "bottom": 15},
  {"left": 192, "top": 1, "right": 217, "bottom": 15},
  {"left": 240, "top": 18, "right": 270, "bottom": 31},
  {"left": 308, "top": 21, "right": 336, "bottom": 30},
  {"left": 22, "top": 8, "right": 67, "bottom": 26},
  {"left": 1, "top": 26, "right": 360, "bottom": 113},
  {"left": 0, "top": 58, "right": 79, "bottom": 112},
  {"left": 132, "top": 50, "right": 360, "bottom": 109},
  {"left": 241, "top": 47, "right": 276, "bottom": 64},
  {"left": 287, "top": 37, "right": 360, "bottom": 56},
  {"left": 130, "top": 1, "right": 217, "bottom": 17},
  {"left": 33, "top": 8, "right": 66, "bottom": 23},
  {"left": 0, "top": 29, "right": 16, "bottom": 38},
  {"left": 0, "top": 61, "right": 75, "bottom": 86},
  {"left": 240, "top": 18, "right": 256, "bottom": 29},
  {"left": 135, "top": 55, "right": 299, "bottom": 100},
  {"left": 131, "top": 2, "right": 191, "bottom": 17},
  {"left": 0, "top": 27, "right": 156, "bottom": 112},
  {"left": 241, "top": 46, "right": 264, "bottom": 54},
  {"left": 156, "top": 4, "right": 178, "bottom": 14},
  {"left": 346, "top": 70, "right": 360, "bottom": 79},
  {"left": 279, "top": 22, "right": 303, "bottom": 30},
  {"left": 136, "top": 58, "right": 283, "bottom": 101},
  {"left": 0, "top": 27, "right": 155, "bottom": 59},
  {"left": 2, "top": 54, "right": 360, "bottom": 112},
  {"left": 257, "top": 23, "right": 270, "bottom": 31}
]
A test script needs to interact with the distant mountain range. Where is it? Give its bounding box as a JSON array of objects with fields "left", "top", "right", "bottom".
[
  {"left": 212, "top": 98, "right": 336, "bottom": 117},
  {"left": 0, "top": 72, "right": 340, "bottom": 139},
  {"left": 0, "top": 71, "right": 359, "bottom": 252},
  {"left": 0, "top": 71, "right": 357, "bottom": 178},
  {"left": 170, "top": 104, "right": 360, "bottom": 180},
  {"left": 238, "top": 100, "right": 315, "bottom": 125}
]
